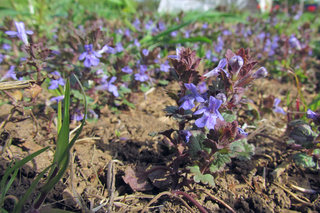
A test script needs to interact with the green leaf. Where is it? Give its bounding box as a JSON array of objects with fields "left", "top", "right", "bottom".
[
  {"left": 221, "top": 112, "right": 237, "bottom": 122},
  {"left": 209, "top": 152, "right": 231, "bottom": 173},
  {"left": 0, "top": 146, "right": 49, "bottom": 207},
  {"left": 13, "top": 165, "right": 52, "bottom": 213},
  {"left": 188, "top": 132, "right": 205, "bottom": 157},
  {"left": 229, "top": 139, "right": 255, "bottom": 160},
  {"left": 167, "top": 36, "right": 212, "bottom": 45},
  {"left": 158, "top": 80, "right": 169, "bottom": 86},
  {"left": 140, "top": 84, "right": 150, "bottom": 93},
  {"left": 187, "top": 165, "right": 215, "bottom": 187},
  {"left": 293, "top": 153, "right": 316, "bottom": 168},
  {"left": 123, "top": 99, "right": 135, "bottom": 109}
]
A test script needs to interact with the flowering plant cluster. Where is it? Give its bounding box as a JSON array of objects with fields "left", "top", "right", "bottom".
[{"left": 138, "top": 47, "right": 266, "bottom": 187}]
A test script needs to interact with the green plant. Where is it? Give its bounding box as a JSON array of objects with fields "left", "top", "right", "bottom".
[{"left": 0, "top": 75, "right": 87, "bottom": 212}]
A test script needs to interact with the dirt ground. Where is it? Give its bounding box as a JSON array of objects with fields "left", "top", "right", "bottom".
[{"left": 0, "top": 79, "right": 320, "bottom": 213}]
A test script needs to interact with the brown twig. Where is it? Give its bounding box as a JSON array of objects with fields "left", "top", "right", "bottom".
[
  {"left": 173, "top": 190, "right": 208, "bottom": 213},
  {"left": 200, "top": 189, "right": 236, "bottom": 213},
  {"left": 141, "top": 191, "right": 172, "bottom": 213},
  {"left": 273, "top": 182, "right": 312, "bottom": 206}
]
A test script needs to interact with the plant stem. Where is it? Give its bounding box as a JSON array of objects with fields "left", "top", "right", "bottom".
[{"left": 172, "top": 190, "right": 208, "bottom": 213}]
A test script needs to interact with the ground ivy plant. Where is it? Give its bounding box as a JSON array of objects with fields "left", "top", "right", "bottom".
[{"left": 158, "top": 47, "right": 267, "bottom": 187}]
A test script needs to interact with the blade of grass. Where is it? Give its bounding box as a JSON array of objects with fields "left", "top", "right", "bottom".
[
  {"left": 0, "top": 146, "right": 49, "bottom": 206},
  {"left": 13, "top": 165, "right": 52, "bottom": 213},
  {"left": 34, "top": 75, "right": 87, "bottom": 210}
]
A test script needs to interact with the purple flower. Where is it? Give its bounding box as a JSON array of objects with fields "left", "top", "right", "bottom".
[
  {"left": 125, "top": 28, "right": 131, "bottom": 38},
  {"left": 184, "top": 30, "right": 190, "bottom": 38},
  {"left": 197, "top": 81, "right": 208, "bottom": 94},
  {"left": 0, "top": 54, "right": 3, "bottom": 63},
  {"left": 202, "top": 23, "right": 208, "bottom": 29},
  {"left": 180, "top": 130, "right": 192, "bottom": 143},
  {"left": 107, "top": 46, "right": 117, "bottom": 54},
  {"left": 252, "top": 67, "right": 268, "bottom": 79},
  {"left": 72, "top": 110, "right": 84, "bottom": 121},
  {"left": 133, "top": 18, "right": 141, "bottom": 31},
  {"left": 204, "top": 58, "right": 228, "bottom": 78},
  {"left": 98, "top": 45, "right": 109, "bottom": 54},
  {"left": 48, "top": 71, "right": 65, "bottom": 90},
  {"left": 79, "top": 44, "right": 102, "bottom": 67},
  {"left": 115, "top": 42, "right": 124, "bottom": 53},
  {"left": 158, "top": 21, "right": 166, "bottom": 31},
  {"left": 160, "top": 61, "right": 170, "bottom": 72},
  {"left": 229, "top": 55, "right": 244, "bottom": 75},
  {"left": 5, "top": 21, "right": 33, "bottom": 45},
  {"left": 142, "top": 49, "right": 149, "bottom": 56},
  {"left": 121, "top": 66, "right": 133, "bottom": 74},
  {"left": 289, "top": 35, "right": 301, "bottom": 50},
  {"left": 50, "top": 95, "right": 64, "bottom": 103},
  {"left": 194, "top": 96, "right": 223, "bottom": 130},
  {"left": 96, "top": 76, "right": 119, "bottom": 97},
  {"left": 134, "top": 65, "right": 149, "bottom": 82},
  {"left": 170, "top": 31, "right": 177, "bottom": 37},
  {"left": 306, "top": 109, "right": 318, "bottom": 120},
  {"left": 273, "top": 98, "right": 286, "bottom": 115},
  {"left": 145, "top": 20, "right": 154, "bottom": 31},
  {"left": 214, "top": 36, "right": 224, "bottom": 53},
  {"left": 134, "top": 39, "right": 140, "bottom": 48},
  {"left": 2, "top": 44, "right": 11, "bottom": 51},
  {"left": 238, "top": 127, "right": 248, "bottom": 136},
  {"left": 1, "top": 65, "right": 17, "bottom": 81},
  {"left": 179, "top": 83, "right": 205, "bottom": 110},
  {"left": 222, "top": 29, "right": 232, "bottom": 36},
  {"left": 168, "top": 48, "right": 181, "bottom": 60}
]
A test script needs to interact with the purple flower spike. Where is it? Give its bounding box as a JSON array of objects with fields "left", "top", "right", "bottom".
[
  {"left": 5, "top": 21, "right": 33, "bottom": 45},
  {"left": 179, "top": 83, "right": 205, "bottom": 110},
  {"left": 273, "top": 98, "right": 286, "bottom": 115},
  {"left": 121, "top": 66, "right": 133, "bottom": 74},
  {"left": 79, "top": 44, "right": 102, "bottom": 67},
  {"left": 194, "top": 96, "right": 223, "bottom": 130},
  {"left": 204, "top": 58, "right": 228, "bottom": 78}
]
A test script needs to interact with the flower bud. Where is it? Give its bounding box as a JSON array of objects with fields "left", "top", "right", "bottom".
[
  {"left": 252, "top": 67, "right": 268, "bottom": 79},
  {"left": 228, "top": 55, "right": 243, "bottom": 75},
  {"left": 216, "top": 93, "right": 227, "bottom": 104}
]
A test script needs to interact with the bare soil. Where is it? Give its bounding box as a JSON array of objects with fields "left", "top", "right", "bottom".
[{"left": 1, "top": 79, "right": 320, "bottom": 213}]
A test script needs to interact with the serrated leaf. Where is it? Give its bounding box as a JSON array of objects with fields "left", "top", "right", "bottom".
[
  {"left": 293, "top": 153, "right": 316, "bottom": 168},
  {"left": 209, "top": 152, "right": 231, "bottom": 173},
  {"left": 221, "top": 112, "right": 237, "bottom": 122},
  {"left": 229, "top": 139, "right": 255, "bottom": 160},
  {"left": 187, "top": 165, "right": 215, "bottom": 187}
]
